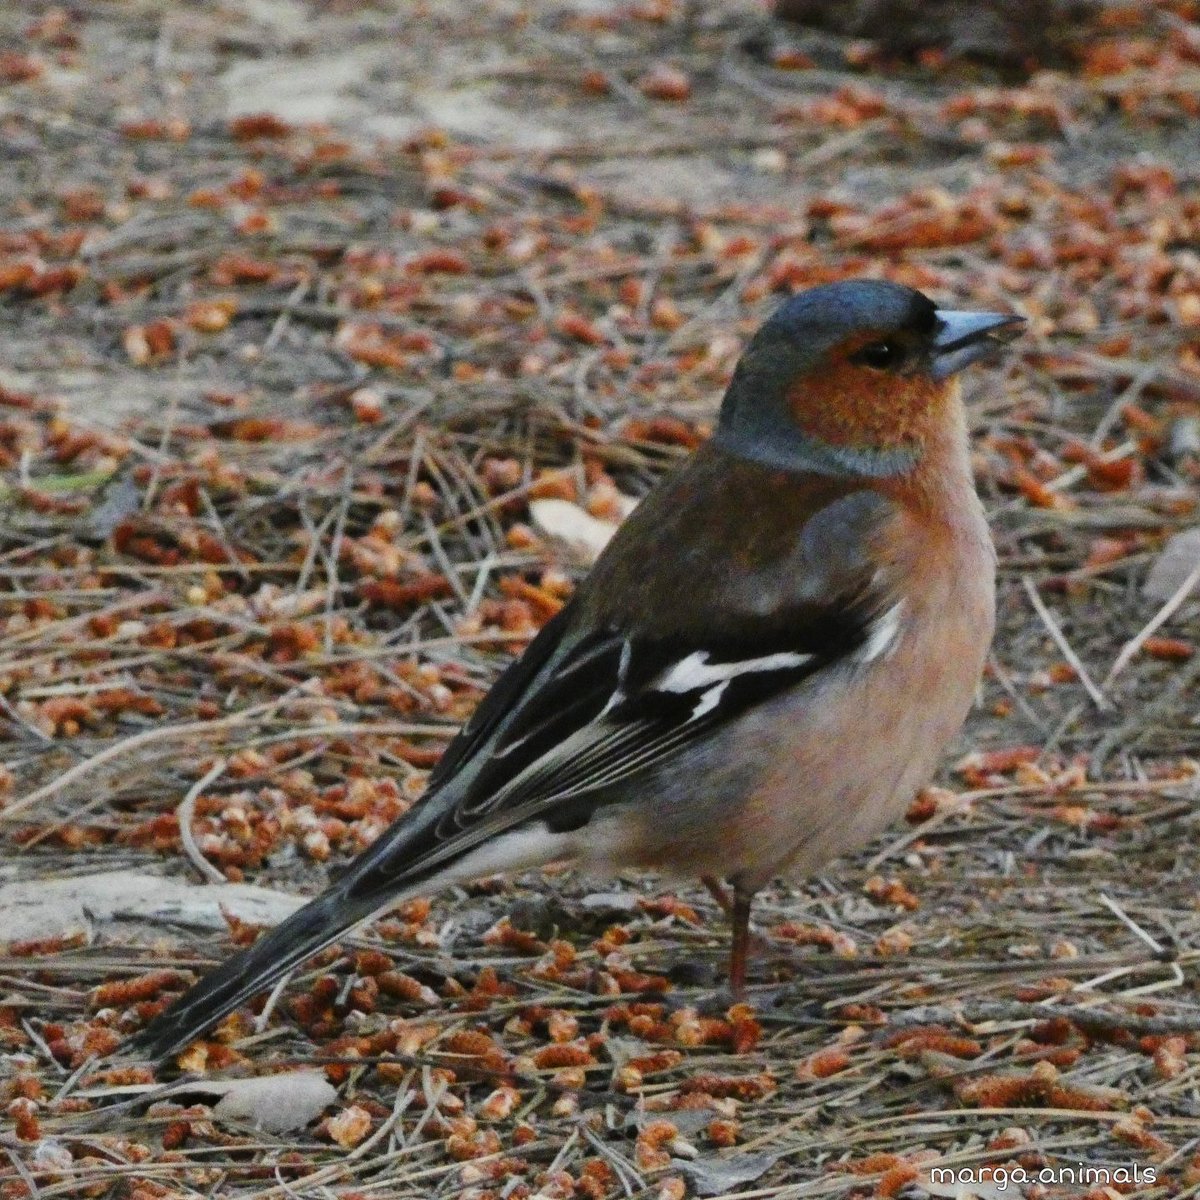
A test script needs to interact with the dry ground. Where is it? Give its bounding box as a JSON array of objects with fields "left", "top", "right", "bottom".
[{"left": 2, "top": 2, "right": 1200, "bottom": 1198}]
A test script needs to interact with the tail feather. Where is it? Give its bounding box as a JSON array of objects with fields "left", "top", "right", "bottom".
[
  {"left": 127, "top": 812, "right": 570, "bottom": 1062},
  {"left": 128, "top": 882, "right": 401, "bottom": 1063},
  {"left": 128, "top": 796, "right": 456, "bottom": 1062},
  {"left": 128, "top": 790, "right": 576, "bottom": 1062}
]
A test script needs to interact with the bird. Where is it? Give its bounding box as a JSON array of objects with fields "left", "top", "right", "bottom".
[{"left": 131, "top": 278, "right": 1022, "bottom": 1063}]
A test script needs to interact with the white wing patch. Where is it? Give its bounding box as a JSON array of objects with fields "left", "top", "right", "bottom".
[
  {"left": 857, "top": 601, "right": 905, "bottom": 664},
  {"left": 654, "top": 649, "right": 813, "bottom": 693},
  {"left": 690, "top": 680, "right": 729, "bottom": 720},
  {"left": 598, "top": 640, "right": 633, "bottom": 717}
]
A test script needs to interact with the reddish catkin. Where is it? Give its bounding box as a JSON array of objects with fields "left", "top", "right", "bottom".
[
  {"left": 1151, "top": 1036, "right": 1188, "bottom": 1079},
  {"left": 884, "top": 1026, "right": 983, "bottom": 1059},
  {"left": 91, "top": 970, "right": 187, "bottom": 1008},
  {"left": 679, "top": 1072, "right": 777, "bottom": 1100},
  {"left": 8, "top": 932, "right": 87, "bottom": 958},
  {"left": 729, "top": 1012, "right": 762, "bottom": 1054},
  {"left": 877, "top": 1164, "right": 920, "bottom": 1197},
  {"left": 555, "top": 310, "right": 607, "bottom": 346},
  {"left": 482, "top": 919, "right": 545, "bottom": 955},
  {"left": 634, "top": 1120, "right": 678, "bottom": 1170},
  {"left": 443, "top": 1030, "right": 506, "bottom": 1063},
  {"left": 532, "top": 1042, "right": 595, "bottom": 1069},
  {"left": 377, "top": 971, "right": 436, "bottom": 1005},
  {"left": 840, "top": 1152, "right": 906, "bottom": 1176},
  {"left": 626, "top": 1050, "right": 684, "bottom": 1075},
  {"left": 1112, "top": 1115, "right": 1172, "bottom": 1155},
  {"left": 1014, "top": 1037, "right": 1083, "bottom": 1068},
  {"left": 797, "top": 1047, "right": 852, "bottom": 1079},
  {"left": 229, "top": 113, "right": 292, "bottom": 139},
  {"left": 7, "top": 1098, "right": 40, "bottom": 1141},
  {"left": 1143, "top": 636, "right": 1194, "bottom": 661},
  {"left": 956, "top": 1062, "right": 1124, "bottom": 1111}
]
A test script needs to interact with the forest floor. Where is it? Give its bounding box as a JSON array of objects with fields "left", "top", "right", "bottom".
[{"left": 2, "top": 2, "right": 1200, "bottom": 1198}]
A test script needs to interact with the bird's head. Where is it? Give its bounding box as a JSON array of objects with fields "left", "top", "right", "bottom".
[{"left": 715, "top": 279, "right": 1023, "bottom": 477}]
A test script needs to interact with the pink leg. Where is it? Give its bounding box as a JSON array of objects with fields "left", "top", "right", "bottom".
[
  {"left": 701, "top": 874, "right": 734, "bottom": 916},
  {"left": 727, "top": 886, "right": 755, "bottom": 999}
]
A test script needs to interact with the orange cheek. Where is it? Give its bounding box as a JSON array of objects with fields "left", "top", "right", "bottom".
[{"left": 787, "top": 363, "right": 944, "bottom": 451}]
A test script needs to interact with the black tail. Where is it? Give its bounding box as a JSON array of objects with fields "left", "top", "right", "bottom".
[
  {"left": 129, "top": 789, "right": 461, "bottom": 1062},
  {"left": 128, "top": 735, "right": 557, "bottom": 1062},
  {"left": 128, "top": 882, "right": 396, "bottom": 1063}
]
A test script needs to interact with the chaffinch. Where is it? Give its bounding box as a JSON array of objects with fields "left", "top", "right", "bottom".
[{"left": 133, "top": 279, "right": 1022, "bottom": 1062}]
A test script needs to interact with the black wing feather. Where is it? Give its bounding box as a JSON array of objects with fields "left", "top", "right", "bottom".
[{"left": 424, "top": 603, "right": 581, "bottom": 792}]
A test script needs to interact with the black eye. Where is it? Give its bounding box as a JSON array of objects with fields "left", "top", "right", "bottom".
[{"left": 852, "top": 341, "right": 906, "bottom": 370}]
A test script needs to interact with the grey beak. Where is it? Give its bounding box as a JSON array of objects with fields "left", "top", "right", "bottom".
[{"left": 931, "top": 308, "right": 1024, "bottom": 379}]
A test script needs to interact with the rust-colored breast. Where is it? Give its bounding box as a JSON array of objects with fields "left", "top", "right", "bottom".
[{"left": 786, "top": 358, "right": 946, "bottom": 459}]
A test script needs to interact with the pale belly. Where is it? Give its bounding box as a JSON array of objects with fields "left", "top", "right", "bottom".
[{"left": 603, "top": 533, "right": 995, "bottom": 888}]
